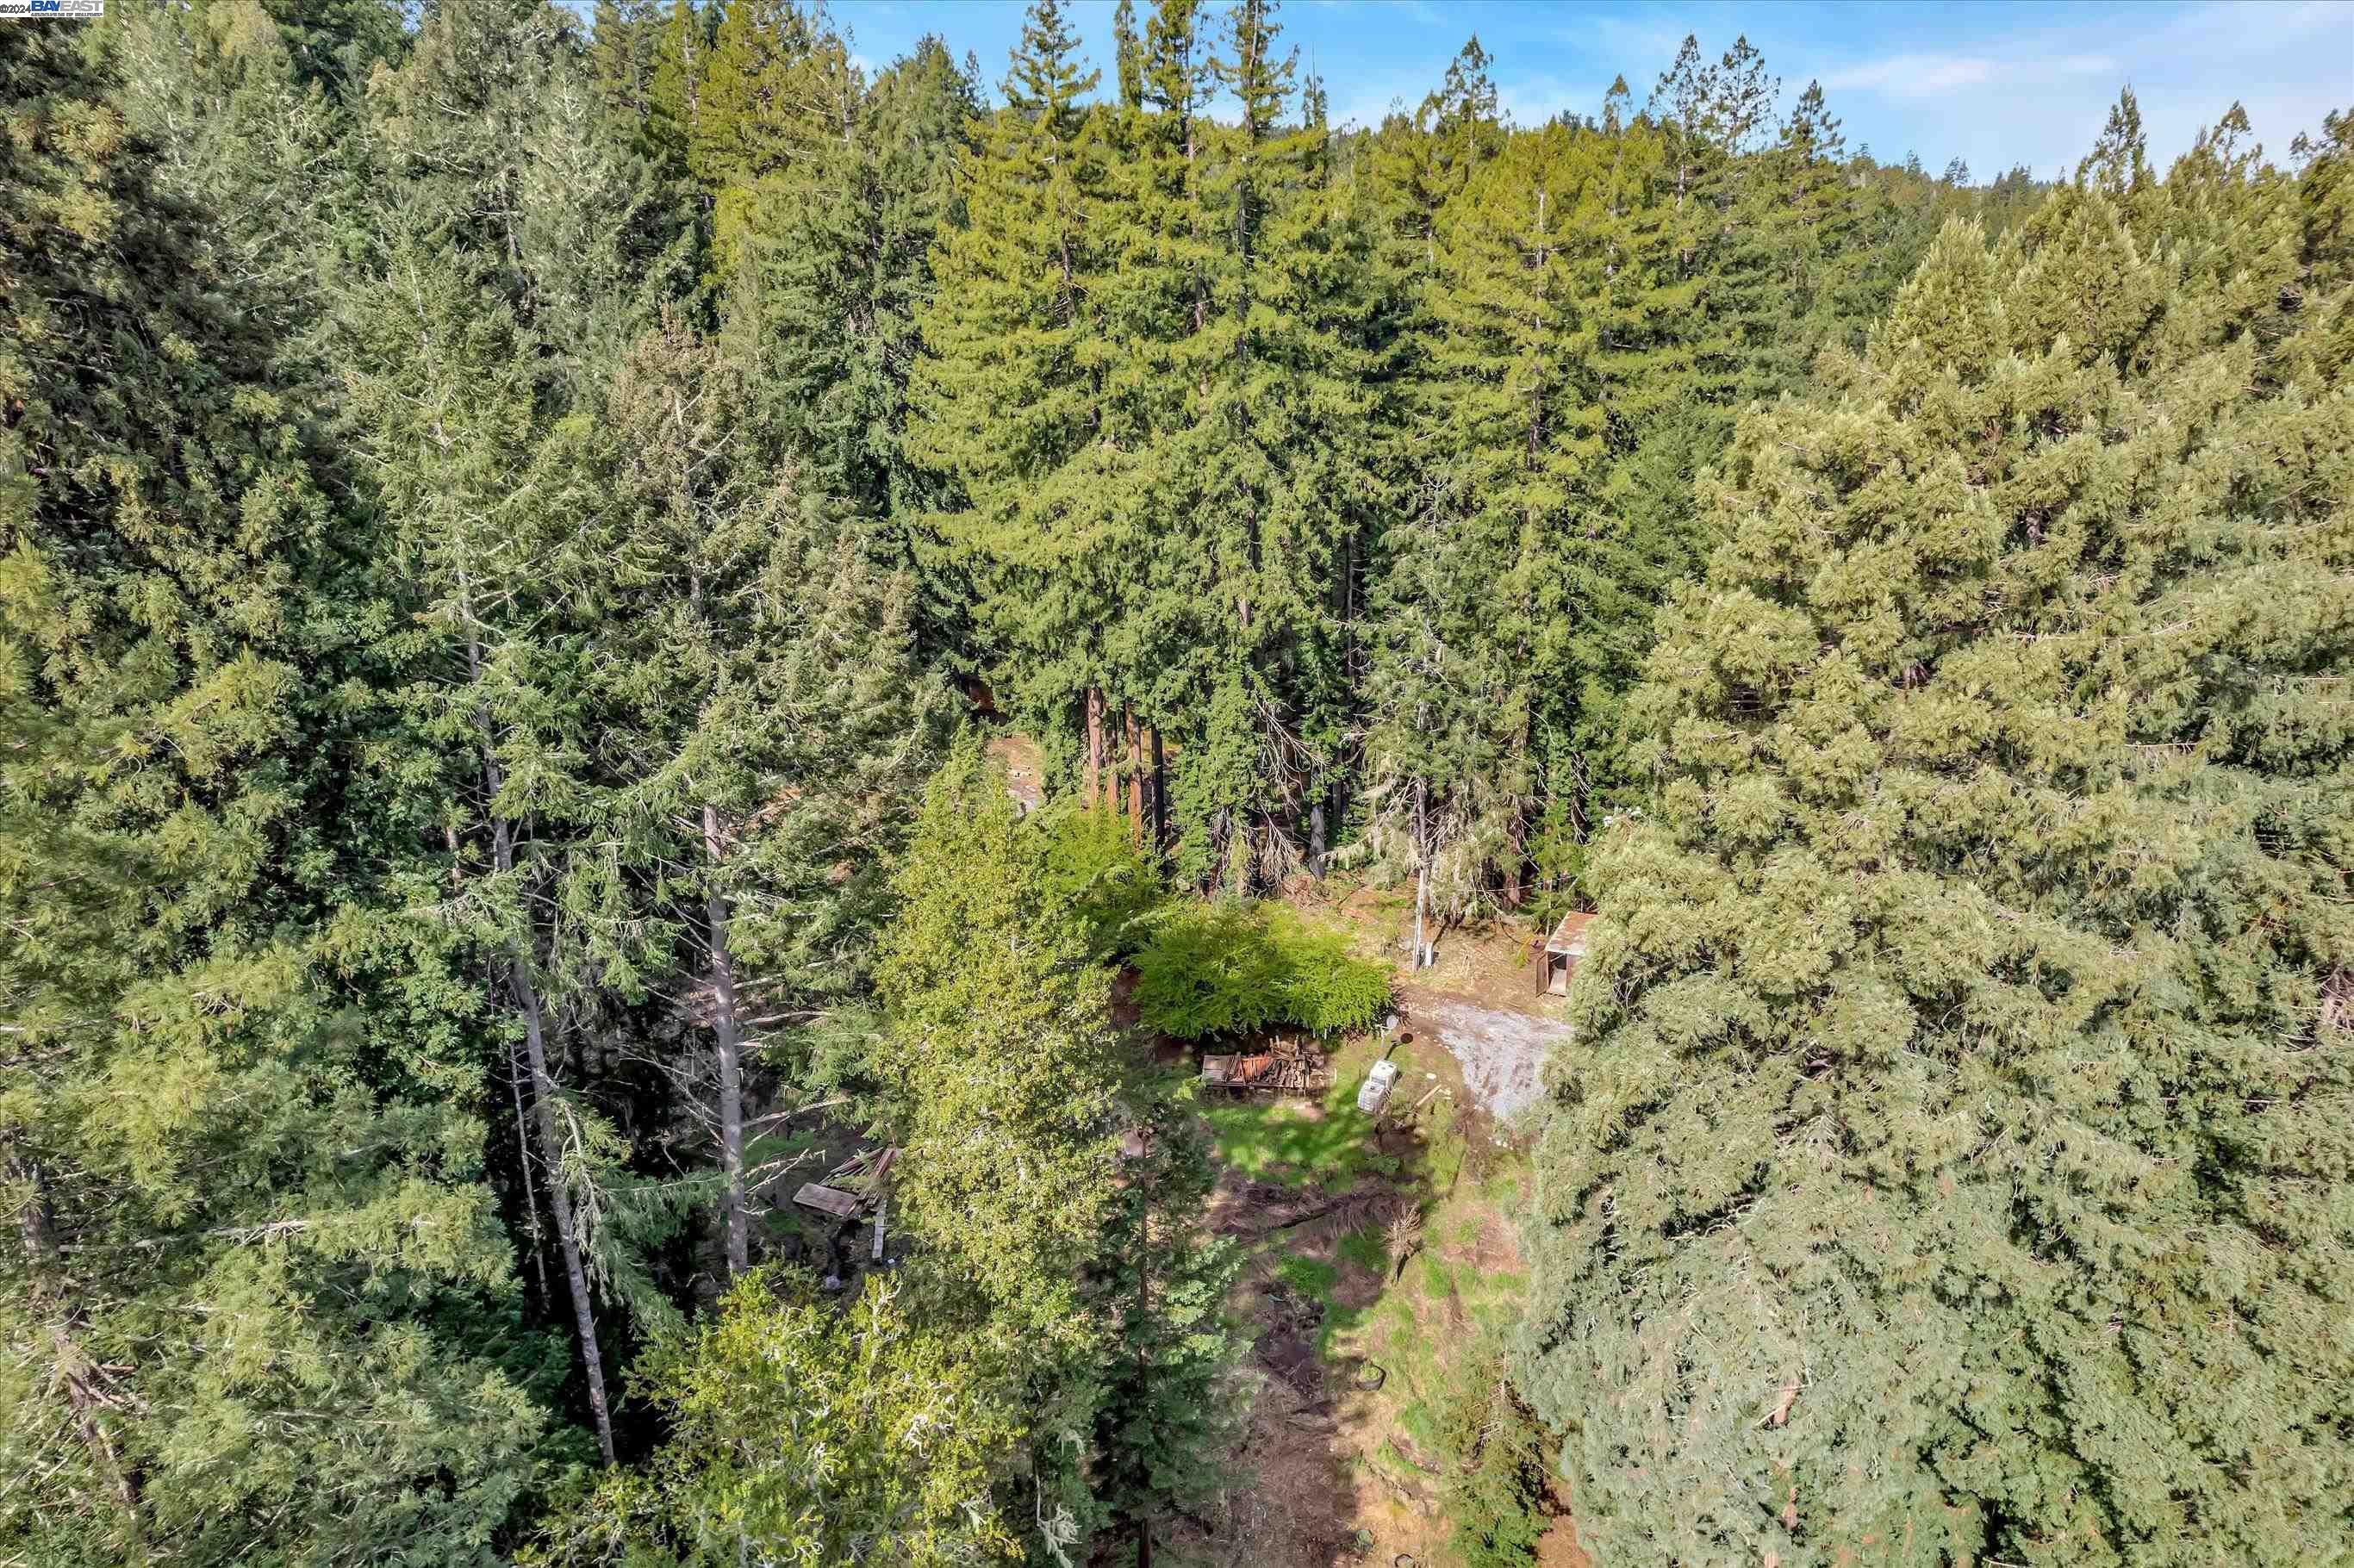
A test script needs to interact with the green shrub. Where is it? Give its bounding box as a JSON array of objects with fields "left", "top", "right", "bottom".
[
  {"left": 1437, "top": 1342, "right": 1555, "bottom": 1568},
  {"left": 1130, "top": 901, "right": 1286, "bottom": 1038},
  {"left": 1131, "top": 903, "right": 1392, "bottom": 1040},
  {"left": 1037, "top": 804, "right": 1165, "bottom": 961},
  {"left": 1268, "top": 910, "right": 1392, "bottom": 1035}
]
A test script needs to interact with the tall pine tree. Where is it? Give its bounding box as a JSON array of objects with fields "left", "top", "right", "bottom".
[
  {"left": 1523, "top": 142, "right": 2352, "bottom": 1565},
  {"left": 1, "top": 22, "right": 545, "bottom": 1563}
]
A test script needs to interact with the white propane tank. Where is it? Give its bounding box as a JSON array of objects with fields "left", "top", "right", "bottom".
[{"left": 1356, "top": 1058, "right": 1401, "bottom": 1116}]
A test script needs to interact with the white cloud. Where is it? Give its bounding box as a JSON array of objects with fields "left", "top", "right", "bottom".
[
  {"left": 1823, "top": 53, "right": 1996, "bottom": 97},
  {"left": 1822, "top": 43, "right": 2120, "bottom": 105},
  {"left": 1495, "top": 72, "right": 1615, "bottom": 128},
  {"left": 2155, "top": 0, "right": 2348, "bottom": 52}
]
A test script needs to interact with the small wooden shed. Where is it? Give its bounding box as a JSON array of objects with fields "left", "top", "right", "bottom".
[
  {"left": 792, "top": 1147, "right": 895, "bottom": 1221},
  {"left": 1540, "top": 912, "right": 1594, "bottom": 997}
]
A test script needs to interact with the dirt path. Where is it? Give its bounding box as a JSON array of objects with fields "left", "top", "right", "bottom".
[{"left": 1401, "top": 986, "right": 1569, "bottom": 1123}]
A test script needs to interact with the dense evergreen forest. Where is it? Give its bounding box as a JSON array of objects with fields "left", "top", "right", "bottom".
[{"left": 3, "top": 0, "right": 2348, "bottom": 1562}]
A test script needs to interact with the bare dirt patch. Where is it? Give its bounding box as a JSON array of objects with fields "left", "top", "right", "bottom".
[
  {"left": 985, "top": 729, "right": 1045, "bottom": 811},
  {"left": 1402, "top": 989, "right": 1569, "bottom": 1125},
  {"left": 1286, "top": 872, "right": 1576, "bottom": 1023},
  {"left": 1332, "top": 1260, "right": 1383, "bottom": 1315},
  {"left": 1537, "top": 1485, "right": 1594, "bottom": 1568}
]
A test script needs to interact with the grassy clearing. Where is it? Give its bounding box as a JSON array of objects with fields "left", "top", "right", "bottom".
[
  {"left": 1199, "top": 1031, "right": 1417, "bottom": 1190},
  {"left": 1337, "top": 1176, "right": 1529, "bottom": 1434},
  {"left": 1195, "top": 1013, "right": 1555, "bottom": 1566},
  {"left": 1204, "top": 1098, "right": 1388, "bottom": 1188},
  {"left": 1336, "top": 1223, "right": 1386, "bottom": 1273}
]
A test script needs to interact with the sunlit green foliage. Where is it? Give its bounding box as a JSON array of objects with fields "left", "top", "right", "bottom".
[
  {"left": 1523, "top": 111, "right": 2354, "bottom": 1565},
  {"left": 1131, "top": 903, "right": 1392, "bottom": 1040},
  {"left": 539, "top": 1270, "right": 1023, "bottom": 1566},
  {"left": 1435, "top": 1343, "right": 1554, "bottom": 1568},
  {"left": 12, "top": 3, "right": 2349, "bottom": 1563},
  {"left": 1037, "top": 803, "right": 1167, "bottom": 961},
  {"left": 875, "top": 744, "right": 1245, "bottom": 1559},
  {"left": 0, "top": 18, "right": 546, "bottom": 1562}
]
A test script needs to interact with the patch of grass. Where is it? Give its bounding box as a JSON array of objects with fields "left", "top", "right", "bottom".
[
  {"left": 1441, "top": 1207, "right": 1484, "bottom": 1251},
  {"left": 1305, "top": 1146, "right": 1542, "bottom": 1465},
  {"left": 1205, "top": 1047, "right": 1426, "bottom": 1193},
  {"left": 1396, "top": 1397, "right": 1445, "bottom": 1459},
  {"left": 1424, "top": 1126, "right": 1467, "bottom": 1193},
  {"left": 1336, "top": 1224, "right": 1386, "bottom": 1274},
  {"left": 1274, "top": 1254, "right": 1339, "bottom": 1298},
  {"left": 1376, "top": 1435, "right": 1435, "bottom": 1480},
  {"left": 1203, "top": 1091, "right": 1381, "bottom": 1191},
  {"left": 1478, "top": 1163, "right": 1525, "bottom": 1201},
  {"left": 1266, "top": 1254, "right": 1379, "bottom": 1362}
]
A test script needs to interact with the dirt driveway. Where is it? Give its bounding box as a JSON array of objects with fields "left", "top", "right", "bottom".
[{"left": 1401, "top": 988, "right": 1569, "bottom": 1124}]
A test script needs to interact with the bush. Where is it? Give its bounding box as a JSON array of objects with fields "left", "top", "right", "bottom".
[
  {"left": 1037, "top": 804, "right": 1165, "bottom": 961},
  {"left": 1132, "top": 903, "right": 1391, "bottom": 1041},
  {"left": 1267, "top": 910, "right": 1392, "bottom": 1036},
  {"left": 1436, "top": 1343, "right": 1555, "bottom": 1568},
  {"left": 1130, "top": 902, "right": 1287, "bottom": 1039}
]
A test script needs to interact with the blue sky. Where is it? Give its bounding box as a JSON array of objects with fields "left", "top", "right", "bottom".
[{"left": 829, "top": 0, "right": 2351, "bottom": 179}]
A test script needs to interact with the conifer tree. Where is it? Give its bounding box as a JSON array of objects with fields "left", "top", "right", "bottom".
[
  {"left": 1362, "top": 34, "right": 1505, "bottom": 276},
  {"left": 106, "top": 0, "right": 376, "bottom": 375},
  {"left": 688, "top": 0, "right": 856, "bottom": 277},
  {"left": 909, "top": 0, "right": 1131, "bottom": 767},
  {"left": 1363, "top": 121, "right": 1604, "bottom": 949},
  {"left": 541, "top": 1270, "right": 1023, "bottom": 1565},
  {"left": 871, "top": 749, "right": 1126, "bottom": 1557},
  {"left": 723, "top": 34, "right": 981, "bottom": 559},
  {"left": 570, "top": 311, "right": 950, "bottom": 1278},
  {"left": 1090, "top": 1091, "right": 1246, "bottom": 1564},
  {"left": 1523, "top": 158, "right": 2353, "bottom": 1565},
  {"left": 875, "top": 750, "right": 1125, "bottom": 1353},
  {"left": 1149, "top": 0, "right": 1376, "bottom": 890},
  {"left": 2293, "top": 109, "right": 2354, "bottom": 291},
  {"left": 588, "top": 0, "right": 662, "bottom": 138},
  {"left": 336, "top": 0, "right": 677, "bottom": 1466},
  {"left": 640, "top": 0, "right": 710, "bottom": 182},
  {"left": 1, "top": 22, "right": 543, "bottom": 1562},
  {"left": 339, "top": 215, "right": 631, "bottom": 1462},
  {"left": 1112, "top": 0, "right": 1143, "bottom": 110},
  {"left": 875, "top": 749, "right": 1247, "bottom": 1561}
]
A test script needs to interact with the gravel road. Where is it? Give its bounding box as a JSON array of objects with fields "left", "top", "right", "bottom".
[{"left": 1405, "top": 991, "right": 1570, "bottom": 1123}]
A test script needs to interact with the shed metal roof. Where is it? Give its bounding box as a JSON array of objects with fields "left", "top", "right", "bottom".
[{"left": 1545, "top": 912, "right": 1596, "bottom": 955}]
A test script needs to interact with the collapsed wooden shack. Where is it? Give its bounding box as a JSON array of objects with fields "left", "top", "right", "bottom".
[
  {"left": 1200, "top": 1034, "right": 1333, "bottom": 1097},
  {"left": 793, "top": 1147, "right": 895, "bottom": 1284},
  {"left": 1540, "top": 912, "right": 1593, "bottom": 997}
]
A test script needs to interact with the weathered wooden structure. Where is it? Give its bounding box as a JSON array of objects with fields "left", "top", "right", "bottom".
[
  {"left": 790, "top": 1182, "right": 864, "bottom": 1219},
  {"left": 792, "top": 1146, "right": 895, "bottom": 1219},
  {"left": 1200, "top": 1035, "right": 1332, "bottom": 1097},
  {"left": 1540, "top": 912, "right": 1594, "bottom": 997}
]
